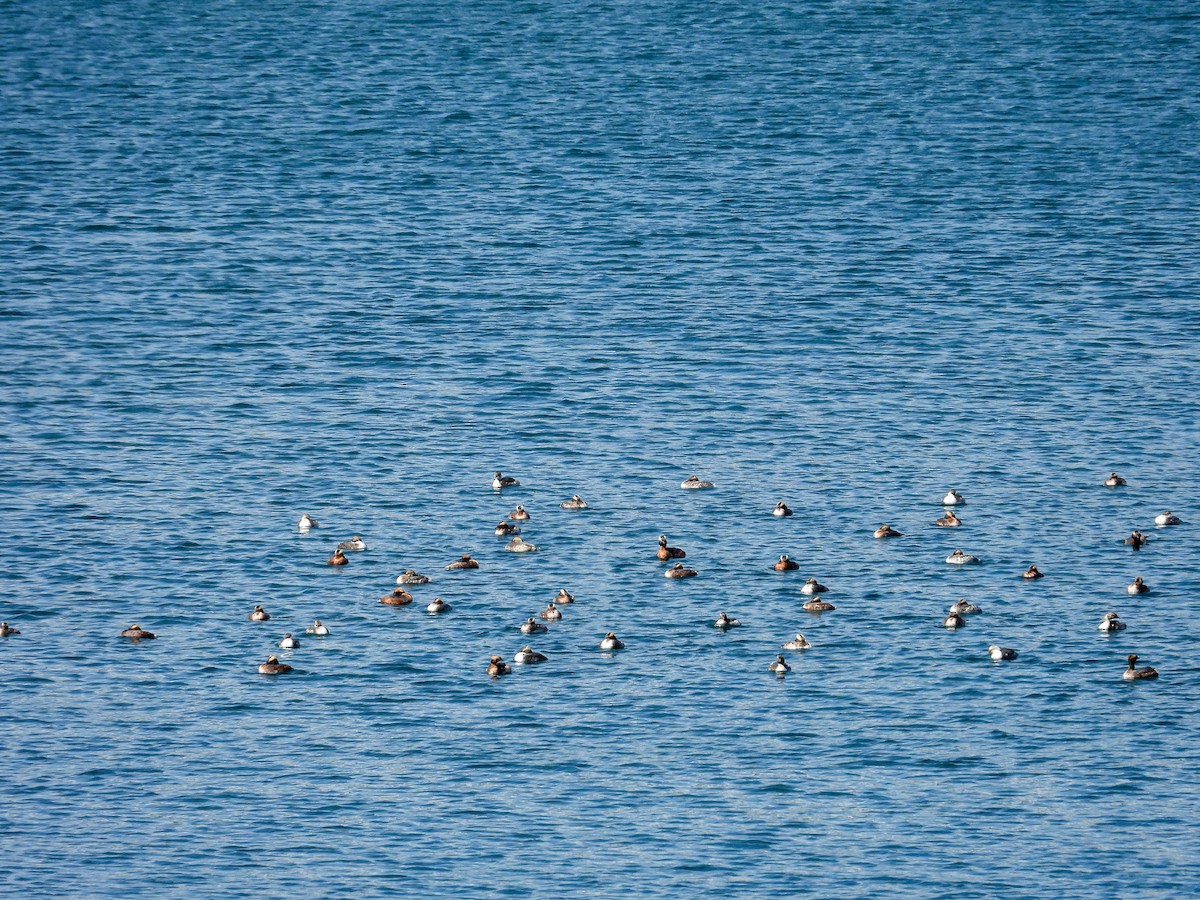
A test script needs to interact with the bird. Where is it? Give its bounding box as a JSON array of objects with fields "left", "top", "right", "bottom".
[
  {"left": 258, "top": 655, "right": 293, "bottom": 675},
  {"left": 487, "top": 655, "right": 512, "bottom": 677},
  {"left": 656, "top": 535, "right": 686, "bottom": 560},
  {"left": 781, "top": 633, "right": 812, "bottom": 651},
  {"left": 0, "top": 622, "right": 20, "bottom": 636},
  {"left": 278, "top": 633, "right": 300, "bottom": 649},
  {"left": 1123, "top": 654, "right": 1159, "bottom": 681},
  {"left": 514, "top": 646, "right": 548, "bottom": 665},
  {"left": 874, "top": 524, "right": 903, "bottom": 538},
  {"left": 495, "top": 521, "right": 520, "bottom": 536},
  {"left": 714, "top": 612, "right": 741, "bottom": 630},
  {"left": 935, "top": 510, "right": 962, "bottom": 527},
  {"left": 803, "top": 597, "right": 835, "bottom": 612},
  {"left": 520, "top": 617, "right": 548, "bottom": 635},
  {"left": 555, "top": 589, "right": 575, "bottom": 604},
  {"left": 337, "top": 535, "right": 367, "bottom": 551},
  {"left": 943, "top": 489, "right": 965, "bottom": 505},
  {"left": 772, "top": 502, "right": 794, "bottom": 517},
  {"left": 1155, "top": 511, "right": 1181, "bottom": 526},
  {"left": 120, "top": 623, "right": 155, "bottom": 640},
  {"left": 504, "top": 536, "right": 538, "bottom": 552},
  {"left": 306, "top": 619, "right": 329, "bottom": 636},
  {"left": 248, "top": 605, "right": 271, "bottom": 621},
  {"left": 599, "top": 632, "right": 625, "bottom": 651},
  {"left": 1022, "top": 565, "right": 1044, "bottom": 579},
  {"left": 445, "top": 554, "right": 480, "bottom": 570},
  {"left": 561, "top": 495, "right": 589, "bottom": 509},
  {"left": 492, "top": 471, "right": 519, "bottom": 490},
  {"left": 539, "top": 603, "right": 563, "bottom": 621},
  {"left": 943, "top": 611, "right": 966, "bottom": 629},
  {"left": 773, "top": 554, "right": 800, "bottom": 572},
  {"left": 1127, "top": 577, "right": 1149, "bottom": 595},
  {"left": 800, "top": 577, "right": 828, "bottom": 595},
  {"left": 1104, "top": 473, "right": 1127, "bottom": 487},
  {"left": 327, "top": 549, "right": 349, "bottom": 566},
  {"left": 946, "top": 549, "right": 980, "bottom": 565},
  {"left": 769, "top": 654, "right": 791, "bottom": 675},
  {"left": 509, "top": 505, "right": 530, "bottom": 521},
  {"left": 1098, "top": 612, "right": 1127, "bottom": 632},
  {"left": 397, "top": 569, "right": 431, "bottom": 585},
  {"left": 426, "top": 598, "right": 452, "bottom": 614},
  {"left": 949, "top": 598, "right": 982, "bottom": 615},
  {"left": 298, "top": 513, "right": 318, "bottom": 530},
  {"left": 1125, "top": 531, "right": 1149, "bottom": 549},
  {"left": 665, "top": 562, "right": 698, "bottom": 578},
  {"left": 988, "top": 645, "right": 1018, "bottom": 661},
  {"left": 680, "top": 474, "right": 715, "bottom": 489},
  {"left": 380, "top": 588, "right": 414, "bottom": 606}
]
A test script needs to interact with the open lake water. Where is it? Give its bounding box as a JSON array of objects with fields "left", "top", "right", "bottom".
[{"left": 2, "top": 0, "right": 1199, "bottom": 896}]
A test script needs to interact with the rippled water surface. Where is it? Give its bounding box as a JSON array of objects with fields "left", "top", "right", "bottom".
[{"left": 2, "top": 1, "right": 1199, "bottom": 897}]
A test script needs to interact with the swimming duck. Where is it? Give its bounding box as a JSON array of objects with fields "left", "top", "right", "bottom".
[
  {"left": 120, "top": 623, "right": 155, "bottom": 640},
  {"left": 492, "top": 471, "right": 520, "bottom": 490},
  {"left": 487, "top": 655, "right": 512, "bottom": 677},
  {"left": 681, "top": 474, "right": 715, "bottom": 489},
  {"left": 539, "top": 603, "right": 563, "bottom": 621},
  {"left": 1155, "top": 511, "right": 1181, "bottom": 526},
  {"left": 781, "top": 633, "right": 812, "bottom": 651},
  {"left": 1124, "top": 531, "right": 1149, "bottom": 549},
  {"left": 258, "top": 655, "right": 293, "bottom": 675},
  {"left": 298, "top": 513, "right": 318, "bottom": 530},
  {"left": 520, "top": 617, "right": 548, "bottom": 635},
  {"left": 988, "top": 645, "right": 1018, "bottom": 661},
  {"left": 949, "top": 598, "right": 982, "bottom": 615},
  {"left": 561, "top": 495, "right": 589, "bottom": 510},
  {"left": 935, "top": 510, "right": 962, "bottom": 527},
  {"left": 327, "top": 548, "right": 349, "bottom": 566},
  {"left": 714, "top": 611, "right": 741, "bottom": 630},
  {"left": 1098, "top": 612, "right": 1127, "bottom": 632},
  {"left": 514, "top": 646, "right": 548, "bottom": 665},
  {"left": 249, "top": 605, "right": 271, "bottom": 622},
  {"left": 380, "top": 587, "right": 414, "bottom": 606},
  {"left": 599, "top": 632, "right": 625, "bottom": 651},
  {"left": 509, "top": 505, "right": 530, "bottom": 521},
  {"left": 306, "top": 619, "right": 330, "bottom": 636},
  {"left": 445, "top": 554, "right": 480, "bottom": 570},
  {"left": 943, "top": 489, "right": 965, "bottom": 506},
  {"left": 769, "top": 654, "right": 791, "bottom": 675},
  {"left": 1127, "top": 577, "right": 1149, "bottom": 595},
  {"left": 1022, "top": 565, "right": 1044, "bottom": 579},
  {"left": 337, "top": 535, "right": 367, "bottom": 551},
  {"left": 278, "top": 633, "right": 300, "bottom": 649},
  {"left": 773, "top": 554, "right": 799, "bottom": 572},
  {"left": 1123, "top": 654, "right": 1159, "bottom": 681},
  {"left": 426, "top": 598, "right": 452, "bottom": 614},
  {"left": 397, "top": 569, "right": 431, "bottom": 585},
  {"left": 803, "top": 597, "right": 836, "bottom": 612},
  {"left": 0, "top": 622, "right": 19, "bottom": 636},
  {"left": 657, "top": 535, "right": 686, "bottom": 560},
  {"left": 555, "top": 589, "right": 575, "bottom": 604},
  {"left": 665, "top": 562, "right": 698, "bottom": 578},
  {"left": 495, "top": 521, "right": 521, "bottom": 536},
  {"left": 800, "top": 577, "right": 828, "bottom": 595},
  {"left": 943, "top": 611, "right": 966, "bottom": 629},
  {"left": 874, "top": 524, "right": 902, "bottom": 538},
  {"left": 504, "top": 536, "right": 539, "bottom": 552},
  {"left": 1104, "top": 473, "right": 1127, "bottom": 487},
  {"left": 946, "top": 549, "right": 980, "bottom": 565},
  {"left": 773, "top": 502, "right": 794, "bottom": 517}
]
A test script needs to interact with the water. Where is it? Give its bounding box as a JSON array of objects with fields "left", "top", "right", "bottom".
[{"left": 2, "top": 1, "right": 1199, "bottom": 896}]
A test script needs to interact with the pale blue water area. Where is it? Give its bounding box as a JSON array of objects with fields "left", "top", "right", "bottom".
[{"left": 2, "top": 0, "right": 1199, "bottom": 896}]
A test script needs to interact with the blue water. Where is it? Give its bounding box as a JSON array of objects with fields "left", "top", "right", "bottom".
[{"left": 3, "top": 1, "right": 1199, "bottom": 896}]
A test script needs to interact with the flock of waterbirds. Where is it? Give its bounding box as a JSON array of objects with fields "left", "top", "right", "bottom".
[{"left": 1, "top": 470, "right": 1177, "bottom": 683}]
